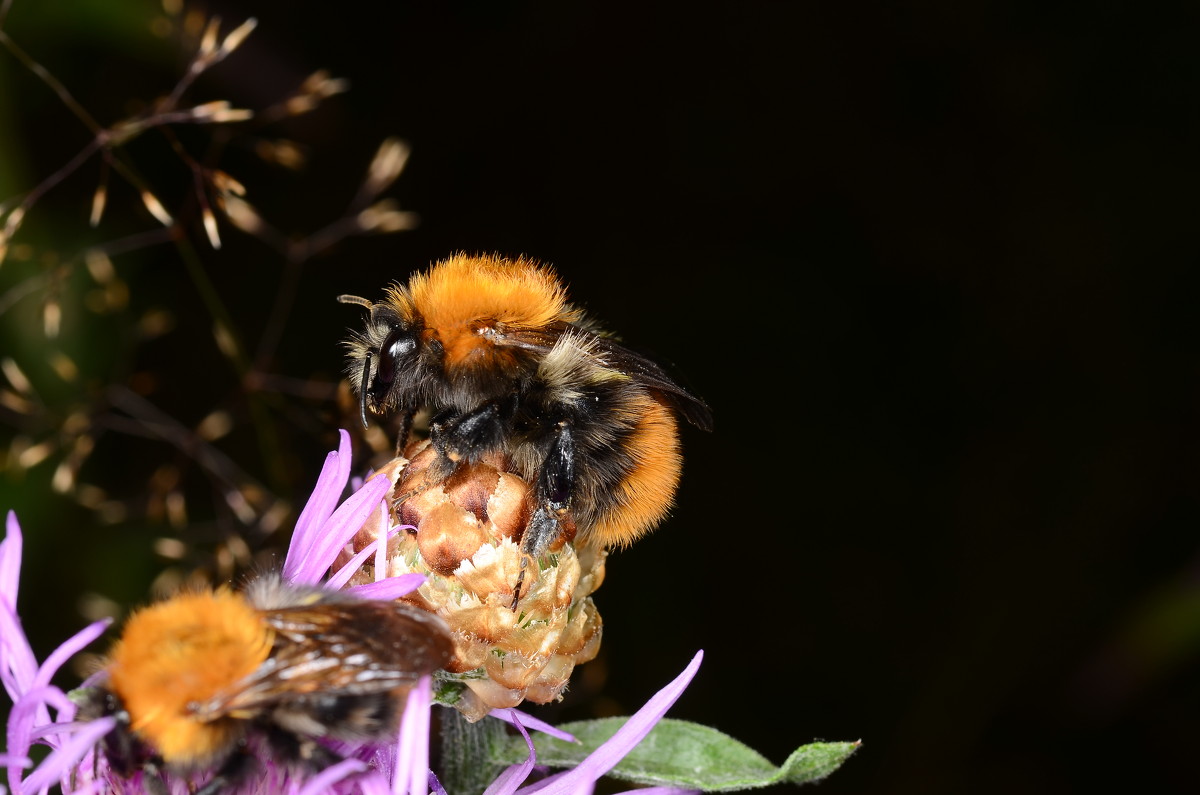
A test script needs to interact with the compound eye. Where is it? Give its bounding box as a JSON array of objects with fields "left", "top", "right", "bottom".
[{"left": 374, "top": 327, "right": 417, "bottom": 388}]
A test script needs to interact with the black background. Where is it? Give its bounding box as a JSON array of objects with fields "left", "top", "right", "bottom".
[{"left": 3, "top": 1, "right": 1200, "bottom": 793}]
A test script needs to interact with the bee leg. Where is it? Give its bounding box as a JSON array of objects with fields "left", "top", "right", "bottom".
[
  {"left": 523, "top": 420, "right": 577, "bottom": 560},
  {"left": 509, "top": 553, "right": 535, "bottom": 611},
  {"left": 393, "top": 405, "right": 417, "bottom": 456},
  {"left": 193, "top": 745, "right": 259, "bottom": 795},
  {"left": 511, "top": 423, "right": 576, "bottom": 609}
]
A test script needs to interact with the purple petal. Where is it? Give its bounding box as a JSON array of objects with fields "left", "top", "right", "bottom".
[
  {"left": 374, "top": 516, "right": 393, "bottom": 581},
  {"left": 283, "top": 430, "right": 353, "bottom": 580},
  {"left": 76, "top": 670, "right": 107, "bottom": 690},
  {"left": 8, "top": 686, "right": 71, "bottom": 749},
  {"left": 353, "top": 744, "right": 395, "bottom": 783},
  {"left": 295, "top": 757, "right": 367, "bottom": 795},
  {"left": 513, "top": 771, "right": 593, "bottom": 795},
  {"left": 354, "top": 769, "right": 396, "bottom": 795},
  {"left": 515, "top": 651, "right": 704, "bottom": 795},
  {"left": 0, "top": 515, "right": 36, "bottom": 706},
  {"left": 513, "top": 771, "right": 565, "bottom": 795},
  {"left": 288, "top": 474, "right": 391, "bottom": 585},
  {"left": 30, "top": 687, "right": 75, "bottom": 725},
  {"left": 346, "top": 574, "right": 426, "bottom": 602},
  {"left": 428, "top": 770, "right": 448, "bottom": 795},
  {"left": 392, "top": 677, "right": 433, "bottom": 795},
  {"left": 482, "top": 711, "right": 537, "bottom": 795},
  {"left": 32, "top": 619, "right": 111, "bottom": 692},
  {"left": 21, "top": 715, "right": 116, "bottom": 793},
  {"left": 0, "top": 600, "right": 37, "bottom": 704},
  {"left": 485, "top": 760, "right": 539, "bottom": 795},
  {"left": 489, "top": 709, "right": 577, "bottom": 743},
  {"left": 7, "top": 685, "right": 67, "bottom": 789},
  {"left": 1, "top": 512, "right": 22, "bottom": 610},
  {"left": 63, "top": 780, "right": 109, "bottom": 795},
  {"left": 30, "top": 716, "right": 88, "bottom": 742},
  {"left": 326, "top": 523, "right": 404, "bottom": 590}
]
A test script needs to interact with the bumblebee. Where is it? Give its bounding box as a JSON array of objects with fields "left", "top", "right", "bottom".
[
  {"left": 340, "top": 253, "right": 713, "bottom": 560},
  {"left": 77, "top": 574, "right": 453, "bottom": 795}
]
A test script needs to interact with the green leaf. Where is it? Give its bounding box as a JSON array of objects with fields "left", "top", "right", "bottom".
[{"left": 496, "top": 718, "right": 860, "bottom": 791}]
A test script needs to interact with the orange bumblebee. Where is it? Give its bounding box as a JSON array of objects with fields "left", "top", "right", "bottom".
[
  {"left": 77, "top": 574, "right": 452, "bottom": 794},
  {"left": 340, "top": 253, "right": 712, "bottom": 558}
]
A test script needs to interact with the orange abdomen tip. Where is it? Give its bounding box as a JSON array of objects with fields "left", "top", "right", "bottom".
[{"left": 588, "top": 399, "right": 683, "bottom": 549}]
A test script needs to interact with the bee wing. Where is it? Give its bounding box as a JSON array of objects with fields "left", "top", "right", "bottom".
[
  {"left": 196, "top": 599, "right": 453, "bottom": 719},
  {"left": 503, "top": 323, "right": 713, "bottom": 431},
  {"left": 589, "top": 335, "right": 714, "bottom": 431}
]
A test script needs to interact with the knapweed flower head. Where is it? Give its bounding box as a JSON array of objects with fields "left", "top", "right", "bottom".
[
  {"left": 0, "top": 431, "right": 712, "bottom": 795},
  {"left": 335, "top": 440, "right": 606, "bottom": 721}
]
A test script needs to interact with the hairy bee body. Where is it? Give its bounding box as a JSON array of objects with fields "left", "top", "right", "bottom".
[
  {"left": 342, "top": 253, "right": 712, "bottom": 558},
  {"left": 78, "top": 574, "right": 453, "bottom": 794}
]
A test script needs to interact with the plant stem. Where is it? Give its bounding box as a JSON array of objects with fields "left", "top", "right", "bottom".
[{"left": 438, "top": 706, "right": 509, "bottom": 795}]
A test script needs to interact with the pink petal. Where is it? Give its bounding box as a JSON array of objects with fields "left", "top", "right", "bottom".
[
  {"left": 515, "top": 651, "right": 703, "bottom": 795},
  {"left": 392, "top": 677, "right": 433, "bottom": 795},
  {"left": 288, "top": 474, "right": 390, "bottom": 585},
  {"left": 295, "top": 757, "right": 367, "bottom": 795},
  {"left": 482, "top": 711, "right": 537, "bottom": 795},
  {"left": 21, "top": 715, "right": 116, "bottom": 793},
  {"left": 346, "top": 574, "right": 426, "bottom": 602},
  {"left": 32, "top": 619, "right": 111, "bottom": 691},
  {"left": 354, "top": 769, "right": 397, "bottom": 795},
  {"left": 284, "top": 430, "right": 353, "bottom": 580},
  {"left": 326, "top": 525, "right": 405, "bottom": 591},
  {"left": 63, "top": 780, "right": 109, "bottom": 795},
  {"left": 489, "top": 709, "right": 577, "bottom": 743},
  {"left": 7, "top": 685, "right": 69, "bottom": 788},
  {"left": 0, "top": 513, "right": 22, "bottom": 611},
  {"left": 0, "top": 600, "right": 36, "bottom": 704}
]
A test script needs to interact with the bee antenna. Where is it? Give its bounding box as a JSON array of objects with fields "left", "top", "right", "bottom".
[
  {"left": 337, "top": 294, "right": 373, "bottom": 310},
  {"left": 358, "top": 352, "right": 373, "bottom": 430}
]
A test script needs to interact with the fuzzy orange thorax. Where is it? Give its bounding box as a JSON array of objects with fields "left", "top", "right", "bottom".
[
  {"left": 107, "top": 588, "right": 273, "bottom": 764},
  {"left": 406, "top": 253, "right": 581, "bottom": 336}
]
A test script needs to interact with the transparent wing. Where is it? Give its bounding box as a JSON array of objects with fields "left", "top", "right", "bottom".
[
  {"left": 503, "top": 322, "right": 713, "bottom": 431},
  {"left": 195, "top": 598, "right": 452, "bottom": 719}
]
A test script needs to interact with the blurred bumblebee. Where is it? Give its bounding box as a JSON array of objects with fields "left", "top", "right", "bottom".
[
  {"left": 77, "top": 574, "right": 453, "bottom": 794},
  {"left": 340, "top": 253, "right": 713, "bottom": 560}
]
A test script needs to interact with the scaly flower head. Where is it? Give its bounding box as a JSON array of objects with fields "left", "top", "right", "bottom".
[{"left": 336, "top": 441, "right": 606, "bottom": 721}]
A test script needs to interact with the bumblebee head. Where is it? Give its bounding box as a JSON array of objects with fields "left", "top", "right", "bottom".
[
  {"left": 340, "top": 253, "right": 583, "bottom": 427},
  {"left": 361, "top": 324, "right": 420, "bottom": 427},
  {"left": 339, "top": 293, "right": 422, "bottom": 428}
]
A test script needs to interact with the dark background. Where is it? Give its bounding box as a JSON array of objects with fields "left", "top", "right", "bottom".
[{"left": 3, "top": 1, "right": 1200, "bottom": 792}]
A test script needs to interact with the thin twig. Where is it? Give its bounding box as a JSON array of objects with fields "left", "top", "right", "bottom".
[
  {"left": 0, "top": 28, "right": 102, "bottom": 132},
  {"left": 101, "top": 385, "right": 278, "bottom": 516}
]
